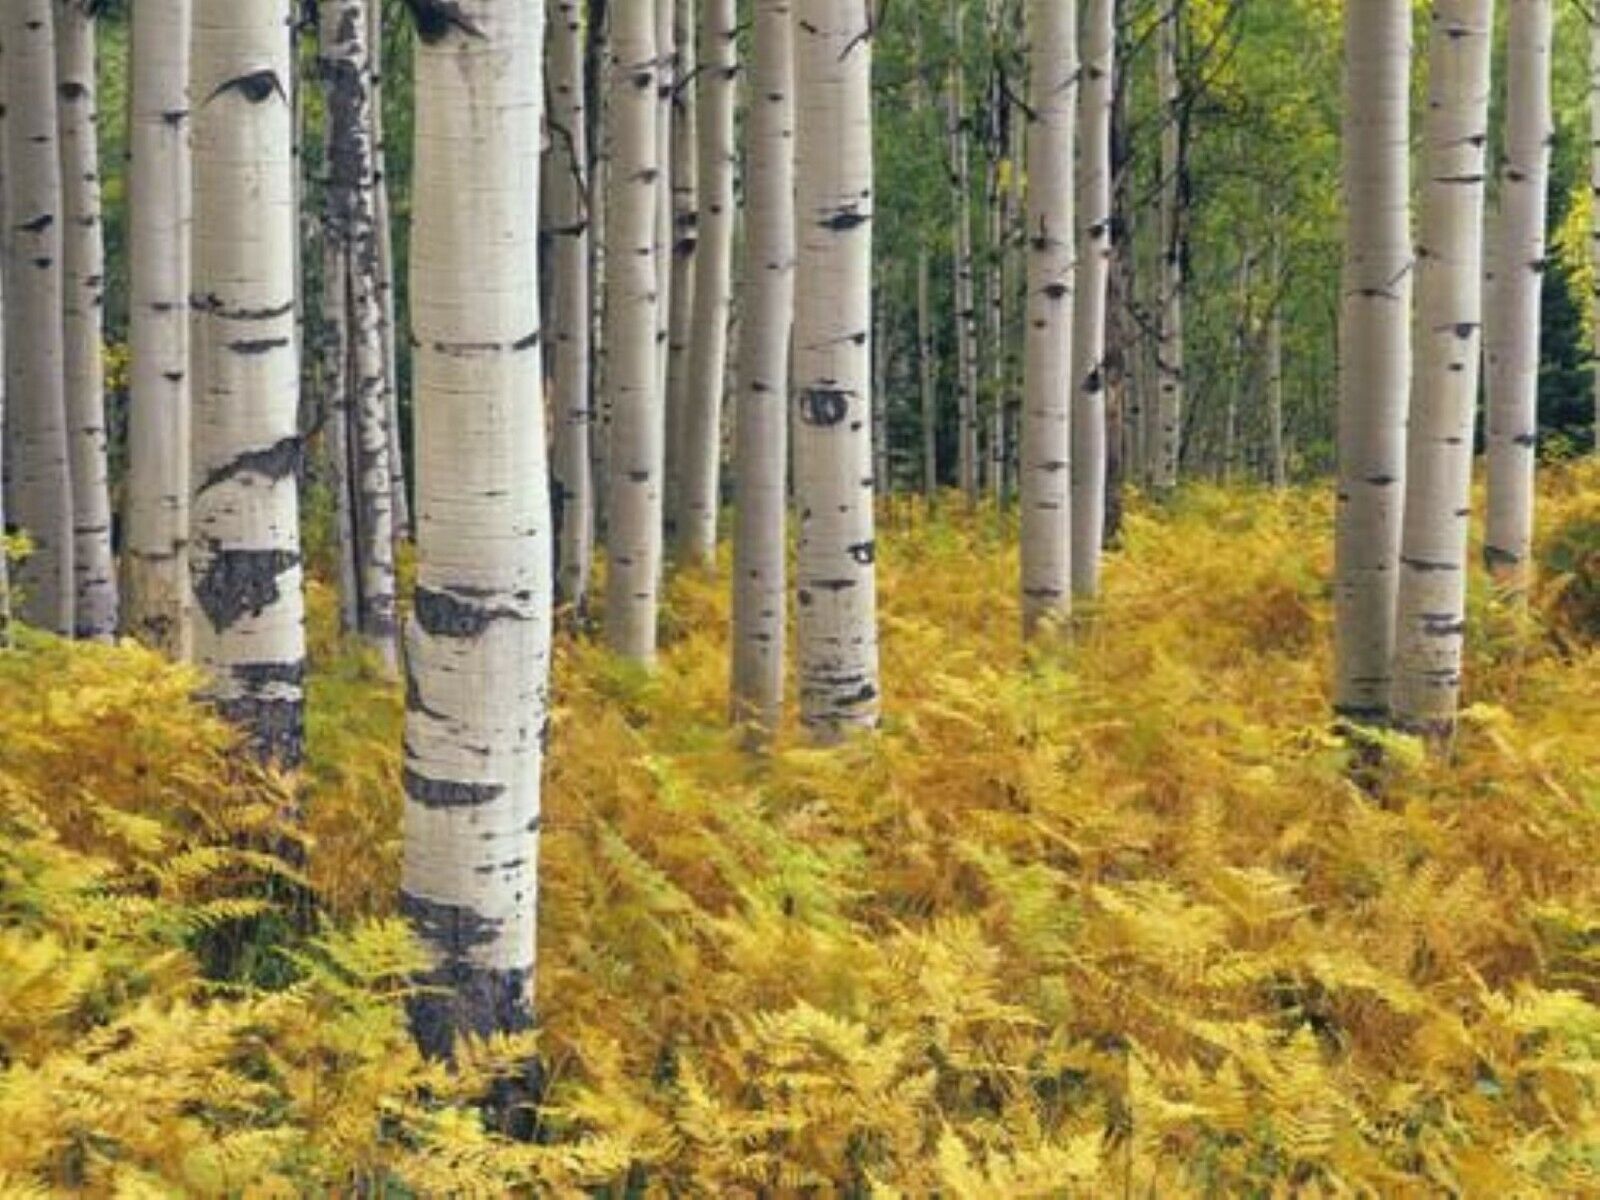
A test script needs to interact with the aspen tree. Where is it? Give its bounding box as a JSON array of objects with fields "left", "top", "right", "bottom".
[
  {"left": 1334, "top": 0, "right": 1411, "bottom": 724},
  {"left": 730, "top": 0, "right": 794, "bottom": 731},
  {"left": 918, "top": 250, "right": 937, "bottom": 495},
  {"left": 949, "top": 1, "right": 980, "bottom": 501},
  {"left": 1266, "top": 235, "right": 1288, "bottom": 490},
  {"left": 1020, "top": 0, "right": 1077, "bottom": 634},
  {"left": 401, "top": 0, "right": 552, "bottom": 1054},
  {"left": 1592, "top": 9, "right": 1600, "bottom": 448},
  {"left": 1484, "top": 0, "right": 1552, "bottom": 590},
  {"left": 1, "top": 0, "right": 74, "bottom": 634},
  {"left": 0, "top": 207, "right": 8, "bottom": 645},
  {"left": 663, "top": 0, "right": 697, "bottom": 543},
  {"left": 368, "top": 0, "right": 409, "bottom": 543},
  {"left": 654, "top": 0, "right": 675, "bottom": 410},
  {"left": 124, "top": 0, "right": 194, "bottom": 657},
  {"left": 793, "top": 0, "right": 880, "bottom": 737},
  {"left": 190, "top": 0, "right": 306, "bottom": 763},
  {"left": 1154, "top": 1, "right": 1185, "bottom": 491}
]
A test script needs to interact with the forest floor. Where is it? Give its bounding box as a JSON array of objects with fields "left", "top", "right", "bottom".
[{"left": 3, "top": 467, "right": 1599, "bottom": 1195}]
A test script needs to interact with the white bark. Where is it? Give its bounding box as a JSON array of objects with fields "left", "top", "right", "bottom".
[
  {"left": 663, "top": 0, "right": 696, "bottom": 545},
  {"left": 1334, "top": 0, "right": 1411, "bottom": 723},
  {"left": 124, "top": 0, "right": 194, "bottom": 657},
  {"left": 730, "top": 0, "right": 794, "bottom": 731},
  {"left": 949, "top": 2, "right": 980, "bottom": 502},
  {"left": 654, "top": 0, "right": 676, "bottom": 407},
  {"left": 549, "top": 0, "right": 593, "bottom": 615},
  {"left": 368, "top": 1, "right": 409, "bottom": 543},
  {"left": 1395, "top": 0, "right": 1493, "bottom": 737},
  {"left": 677, "top": 0, "right": 736, "bottom": 565},
  {"left": 1154, "top": 1, "right": 1185, "bottom": 491},
  {"left": 1072, "top": 0, "right": 1114, "bottom": 598},
  {"left": 793, "top": 0, "right": 879, "bottom": 737},
  {"left": 1, "top": 0, "right": 73, "bottom": 634},
  {"left": 401, "top": 0, "right": 551, "bottom": 1056},
  {"left": 918, "top": 249, "right": 937, "bottom": 495},
  {"left": 1484, "top": 0, "right": 1552, "bottom": 588},
  {"left": 1267, "top": 236, "right": 1287, "bottom": 489},
  {"left": 603, "top": 0, "right": 664, "bottom": 661},
  {"left": 1020, "top": 0, "right": 1077, "bottom": 634}
]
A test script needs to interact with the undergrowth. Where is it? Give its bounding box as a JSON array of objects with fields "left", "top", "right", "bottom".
[{"left": 2, "top": 465, "right": 1598, "bottom": 1194}]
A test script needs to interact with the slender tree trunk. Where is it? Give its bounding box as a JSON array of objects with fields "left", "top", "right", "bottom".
[
  {"left": 1153, "top": 1, "right": 1185, "bottom": 491},
  {"left": 1484, "top": 0, "right": 1552, "bottom": 589},
  {"left": 124, "top": 0, "right": 193, "bottom": 657},
  {"left": 664, "top": 0, "right": 697, "bottom": 546},
  {"left": 1592, "top": 10, "right": 1600, "bottom": 450},
  {"left": 1020, "top": 0, "right": 1077, "bottom": 635},
  {"left": 729, "top": 0, "right": 794, "bottom": 732},
  {"left": 793, "top": 0, "right": 880, "bottom": 737},
  {"left": 1, "top": 0, "right": 73, "bottom": 634},
  {"left": 401, "top": 0, "right": 551, "bottom": 1059},
  {"left": 1224, "top": 246, "right": 1251, "bottom": 483},
  {"left": 949, "top": 2, "right": 980, "bottom": 502},
  {"left": 1334, "top": 0, "right": 1412, "bottom": 724},
  {"left": 588, "top": 0, "right": 611, "bottom": 539},
  {"left": 1072, "top": 0, "right": 1114, "bottom": 597},
  {"left": 0, "top": 205, "right": 9, "bottom": 645},
  {"left": 655, "top": 0, "right": 675, "bottom": 408},
  {"left": 1266, "top": 239, "right": 1287, "bottom": 490},
  {"left": 873, "top": 285, "right": 891, "bottom": 495},
  {"left": 1394, "top": 0, "right": 1493, "bottom": 738},
  {"left": 550, "top": 0, "right": 594, "bottom": 616},
  {"left": 603, "top": 0, "right": 664, "bottom": 661},
  {"left": 190, "top": 0, "right": 306, "bottom": 764},
  {"left": 677, "top": 0, "right": 736, "bottom": 565},
  {"left": 918, "top": 249, "right": 937, "bottom": 495},
  {"left": 369, "top": 0, "right": 409, "bottom": 544}
]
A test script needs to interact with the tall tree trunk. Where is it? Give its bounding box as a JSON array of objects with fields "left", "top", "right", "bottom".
[
  {"left": 124, "top": 0, "right": 193, "bottom": 657},
  {"left": 729, "top": 0, "right": 794, "bottom": 732},
  {"left": 1394, "top": 0, "right": 1493, "bottom": 739},
  {"left": 677, "top": 0, "right": 736, "bottom": 565},
  {"left": 663, "top": 0, "right": 697, "bottom": 547},
  {"left": 1020, "top": 0, "right": 1076, "bottom": 635},
  {"left": 873, "top": 284, "right": 891, "bottom": 495},
  {"left": 1484, "top": 0, "right": 1552, "bottom": 590},
  {"left": 603, "top": 0, "right": 664, "bottom": 661},
  {"left": 793, "top": 0, "right": 880, "bottom": 738},
  {"left": 588, "top": 0, "right": 611, "bottom": 539},
  {"left": 369, "top": 0, "right": 409, "bottom": 544},
  {"left": 1266, "top": 251, "right": 1287, "bottom": 489},
  {"left": 550, "top": 0, "right": 594, "bottom": 616},
  {"left": 190, "top": 0, "right": 306, "bottom": 764},
  {"left": 949, "top": 2, "right": 980, "bottom": 502},
  {"left": 0, "top": 201, "right": 9, "bottom": 645},
  {"left": 1592, "top": 9, "right": 1600, "bottom": 451},
  {"left": 401, "top": 0, "right": 551, "bottom": 1058},
  {"left": 918, "top": 249, "right": 937, "bottom": 495},
  {"left": 1153, "top": 1, "right": 1185, "bottom": 491},
  {"left": 1, "top": 0, "right": 73, "bottom": 634},
  {"left": 1334, "top": 0, "right": 1412, "bottom": 725},
  {"left": 1224, "top": 245, "right": 1251, "bottom": 483},
  {"left": 1072, "top": 0, "right": 1114, "bottom": 597},
  {"left": 55, "top": 1, "right": 116, "bottom": 641}
]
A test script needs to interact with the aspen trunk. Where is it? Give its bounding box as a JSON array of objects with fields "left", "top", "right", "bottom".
[
  {"left": 401, "top": 0, "right": 551, "bottom": 1057},
  {"left": 124, "top": 0, "right": 193, "bottom": 657},
  {"left": 654, "top": 0, "right": 676, "bottom": 409},
  {"left": 1224, "top": 246, "right": 1251, "bottom": 483},
  {"left": 588, "top": 0, "right": 611, "bottom": 537},
  {"left": 1266, "top": 236, "right": 1287, "bottom": 489},
  {"left": 1, "top": 0, "right": 74, "bottom": 634},
  {"left": 603, "top": 0, "right": 664, "bottom": 661},
  {"left": 1394, "top": 0, "right": 1493, "bottom": 738},
  {"left": 949, "top": 3, "right": 980, "bottom": 502},
  {"left": 1334, "top": 0, "right": 1411, "bottom": 724},
  {"left": 368, "top": 0, "right": 409, "bottom": 543},
  {"left": 1072, "top": 0, "right": 1114, "bottom": 597},
  {"left": 0, "top": 216, "right": 9, "bottom": 644},
  {"left": 1592, "top": 10, "right": 1600, "bottom": 450},
  {"left": 793, "top": 0, "right": 880, "bottom": 737},
  {"left": 190, "top": 0, "right": 306, "bottom": 764},
  {"left": 1020, "top": 0, "right": 1077, "bottom": 634},
  {"left": 729, "top": 0, "right": 794, "bottom": 731},
  {"left": 918, "top": 249, "right": 937, "bottom": 495},
  {"left": 663, "top": 0, "right": 697, "bottom": 545},
  {"left": 677, "top": 0, "right": 737, "bottom": 565},
  {"left": 1484, "top": 0, "right": 1552, "bottom": 589},
  {"left": 874, "top": 288, "right": 892, "bottom": 496},
  {"left": 549, "top": 0, "right": 594, "bottom": 615},
  {"left": 1153, "top": 1, "right": 1185, "bottom": 491}
]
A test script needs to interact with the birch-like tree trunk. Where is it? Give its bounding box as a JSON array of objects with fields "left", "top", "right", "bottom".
[
  {"left": 918, "top": 249, "right": 937, "bottom": 495},
  {"left": 549, "top": 0, "right": 594, "bottom": 615},
  {"left": 1020, "top": 0, "right": 1077, "bottom": 635},
  {"left": 401, "top": 0, "right": 551, "bottom": 1057},
  {"left": 1333, "top": 0, "right": 1412, "bottom": 724},
  {"left": 368, "top": 0, "right": 409, "bottom": 543},
  {"left": 949, "top": 2, "right": 980, "bottom": 502},
  {"left": 654, "top": 0, "right": 676, "bottom": 408},
  {"left": 0, "top": 211, "right": 9, "bottom": 644},
  {"left": 1484, "top": 0, "right": 1552, "bottom": 589},
  {"left": 793, "top": 0, "right": 880, "bottom": 737},
  {"left": 874, "top": 288, "right": 892, "bottom": 495},
  {"left": 603, "top": 0, "right": 664, "bottom": 661},
  {"left": 1, "top": 0, "right": 73, "bottom": 634},
  {"left": 1153, "top": 1, "right": 1185, "bottom": 491},
  {"left": 124, "top": 0, "right": 193, "bottom": 657},
  {"left": 54, "top": 1, "right": 116, "bottom": 641},
  {"left": 1266, "top": 235, "right": 1288, "bottom": 489},
  {"left": 190, "top": 0, "right": 306, "bottom": 764},
  {"left": 663, "top": 0, "right": 696, "bottom": 545},
  {"left": 676, "top": 0, "right": 736, "bottom": 564},
  {"left": 729, "top": 0, "right": 794, "bottom": 731},
  {"left": 588, "top": 0, "right": 611, "bottom": 537},
  {"left": 1072, "top": 0, "right": 1114, "bottom": 598},
  {"left": 321, "top": 0, "right": 397, "bottom": 666},
  {"left": 1394, "top": 0, "right": 1493, "bottom": 738}
]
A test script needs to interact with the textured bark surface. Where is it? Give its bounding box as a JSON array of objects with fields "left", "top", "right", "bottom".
[
  {"left": 124, "top": 0, "right": 194, "bottom": 658},
  {"left": 917, "top": 250, "right": 937, "bottom": 495},
  {"left": 1484, "top": 0, "right": 1551, "bottom": 590},
  {"left": 1071, "top": 0, "right": 1114, "bottom": 599},
  {"left": 2, "top": 0, "right": 74, "bottom": 634},
  {"left": 55, "top": 1, "right": 116, "bottom": 641},
  {"left": 1153, "top": 2, "right": 1185, "bottom": 492},
  {"left": 676, "top": 0, "right": 736, "bottom": 565},
  {"left": 1020, "top": 0, "right": 1077, "bottom": 635},
  {"left": 191, "top": 0, "right": 307, "bottom": 765},
  {"left": 793, "top": 0, "right": 880, "bottom": 737},
  {"left": 729, "top": 0, "right": 794, "bottom": 732},
  {"left": 949, "top": 3, "right": 980, "bottom": 503},
  {"left": 663, "top": 0, "right": 696, "bottom": 544},
  {"left": 1334, "top": 0, "right": 1411, "bottom": 724},
  {"left": 1266, "top": 238, "right": 1287, "bottom": 490},
  {"left": 368, "top": 0, "right": 408, "bottom": 544},
  {"left": 603, "top": 1, "right": 664, "bottom": 662},
  {"left": 1394, "top": 0, "right": 1493, "bottom": 737},
  {"left": 0, "top": 214, "right": 9, "bottom": 644},
  {"left": 654, "top": 0, "right": 676, "bottom": 423},
  {"left": 402, "top": 0, "right": 551, "bottom": 1055}
]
